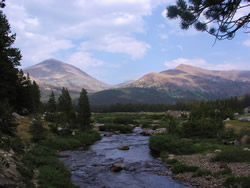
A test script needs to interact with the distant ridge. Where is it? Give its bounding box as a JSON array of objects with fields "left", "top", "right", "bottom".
[{"left": 89, "top": 64, "right": 250, "bottom": 104}]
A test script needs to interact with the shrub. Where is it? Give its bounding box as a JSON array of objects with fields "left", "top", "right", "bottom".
[
  {"left": 192, "top": 169, "right": 212, "bottom": 177},
  {"left": 212, "top": 147, "right": 250, "bottom": 162},
  {"left": 113, "top": 116, "right": 134, "bottom": 124},
  {"left": 99, "top": 124, "right": 133, "bottom": 133},
  {"left": 172, "top": 162, "right": 199, "bottom": 174},
  {"left": 149, "top": 135, "right": 196, "bottom": 155},
  {"left": 182, "top": 118, "right": 224, "bottom": 138},
  {"left": 29, "top": 119, "right": 47, "bottom": 143},
  {"left": 223, "top": 176, "right": 250, "bottom": 188},
  {"left": 0, "top": 100, "right": 18, "bottom": 135},
  {"left": 21, "top": 130, "right": 100, "bottom": 188}
]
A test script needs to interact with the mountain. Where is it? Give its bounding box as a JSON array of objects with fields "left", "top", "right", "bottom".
[
  {"left": 89, "top": 65, "right": 250, "bottom": 104},
  {"left": 175, "top": 64, "right": 250, "bottom": 82},
  {"left": 24, "top": 59, "right": 112, "bottom": 100}
]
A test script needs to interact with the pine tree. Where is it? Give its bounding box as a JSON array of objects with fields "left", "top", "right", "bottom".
[
  {"left": 166, "top": 0, "right": 249, "bottom": 40},
  {"left": 47, "top": 91, "right": 57, "bottom": 113},
  {"left": 77, "top": 88, "right": 91, "bottom": 130},
  {"left": 0, "top": 9, "right": 22, "bottom": 106},
  {"left": 0, "top": 100, "right": 18, "bottom": 135},
  {"left": 58, "top": 87, "right": 75, "bottom": 123},
  {"left": 31, "top": 81, "right": 41, "bottom": 113}
]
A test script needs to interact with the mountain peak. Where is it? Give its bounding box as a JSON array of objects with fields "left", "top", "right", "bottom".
[{"left": 24, "top": 59, "right": 112, "bottom": 93}]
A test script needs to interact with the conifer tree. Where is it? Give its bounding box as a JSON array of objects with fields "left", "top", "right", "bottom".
[
  {"left": 77, "top": 88, "right": 91, "bottom": 130},
  {"left": 31, "top": 81, "right": 41, "bottom": 113},
  {"left": 0, "top": 8, "right": 22, "bottom": 106},
  {"left": 0, "top": 100, "right": 18, "bottom": 135},
  {"left": 166, "top": 0, "right": 249, "bottom": 40},
  {"left": 58, "top": 87, "right": 75, "bottom": 123},
  {"left": 47, "top": 91, "right": 57, "bottom": 113}
]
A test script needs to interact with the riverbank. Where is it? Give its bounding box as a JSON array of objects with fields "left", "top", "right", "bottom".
[
  {"left": 149, "top": 134, "right": 250, "bottom": 187},
  {"left": 158, "top": 152, "right": 250, "bottom": 187},
  {"left": 1, "top": 115, "right": 101, "bottom": 187}
]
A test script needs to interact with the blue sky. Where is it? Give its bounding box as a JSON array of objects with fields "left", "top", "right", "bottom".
[{"left": 3, "top": 0, "right": 250, "bottom": 85}]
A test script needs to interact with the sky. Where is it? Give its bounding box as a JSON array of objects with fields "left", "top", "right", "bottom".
[{"left": 3, "top": 0, "right": 250, "bottom": 85}]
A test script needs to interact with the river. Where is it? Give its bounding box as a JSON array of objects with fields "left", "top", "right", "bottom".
[{"left": 59, "top": 128, "right": 191, "bottom": 188}]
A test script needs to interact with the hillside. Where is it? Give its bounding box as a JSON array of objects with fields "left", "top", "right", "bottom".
[
  {"left": 24, "top": 59, "right": 112, "bottom": 99},
  {"left": 89, "top": 65, "right": 250, "bottom": 104}
]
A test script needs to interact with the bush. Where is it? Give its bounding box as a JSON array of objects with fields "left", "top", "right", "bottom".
[
  {"left": 192, "top": 169, "right": 212, "bottom": 177},
  {"left": 0, "top": 100, "right": 18, "bottom": 135},
  {"left": 21, "top": 130, "right": 100, "bottom": 188},
  {"left": 113, "top": 116, "right": 134, "bottom": 124},
  {"left": 29, "top": 119, "right": 47, "bottom": 143},
  {"left": 182, "top": 118, "right": 224, "bottom": 138},
  {"left": 223, "top": 176, "right": 250, "bottom": 188},
  {"left": 212, "top": 147, "right": 250, "bottom": 162},
  {"left": 149, "top": 135, "right": 196, "bottom": 155},
  {"left": 38, "top": 164, "right": 78, "bottom": 188},
  {"left": 172, "top": 162, "right": 199, "bottom": 174},
  {"left": 99, "top": 124, "right": 133, "bottom": 133}
]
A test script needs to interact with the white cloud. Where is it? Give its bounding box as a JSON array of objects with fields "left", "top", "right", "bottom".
[
  {"left": 67, "top": 52, "right": 104, "bottom": 70},
  {"left": 3, "top": 0, "right": 168, "bottom": 66},
  {"left": 164, "top": 58, "right": 250, "bottom": 70},
  {"left": 80, "top": 35, "right": 151, "bottom": 60},
  {"left": 243, "top": 39, "right": 250, "bottom": 47}
]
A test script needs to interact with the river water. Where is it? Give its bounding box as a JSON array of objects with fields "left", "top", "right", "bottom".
[{"left": 60, "top": 128, "right": 191, "bottom": 188}]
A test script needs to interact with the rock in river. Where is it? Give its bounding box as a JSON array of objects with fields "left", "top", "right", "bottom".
[
  {"left": 118, "top": 145, "right": 130, "bottom": 150},
  {"left": 111, "top": 163, "right": 123, "bottom": 172}
]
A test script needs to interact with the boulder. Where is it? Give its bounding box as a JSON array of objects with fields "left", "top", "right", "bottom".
[
  {"left": 168, "top": 154, "right": 175, "bottom": 160},
  {"left": 111, "top": 163, "right": 123, "bottom": 172},
  {"left": 214, "top": 149, "right": 222, "bottom": 153},
  {"left": 118, "top": 145, "right": 129, "bottom": 150},
  {"left": 12, "top": 112, "right": 23, "bottom": 119},
  {"left": 104, "top": 133, "right": 113, "bottom": 137},
  {"left": 56, "top": 153, "right": 71, "bottom": 158},
  {"left": 241, "top": 135, "right": 250, "bottom": 145},
  {"left": 243, "top": 148, "right": 250, "bottom": 152},
  {"left": 114, "top": 131, "right": 120, "bottom": 135},
  {"left": 140, "top": 131, "right": 154, "bottom": 136},
  {"left": 154, "top": 128, "right": 167, "bottom": 135}
]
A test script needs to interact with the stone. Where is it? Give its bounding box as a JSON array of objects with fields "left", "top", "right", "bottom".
[
  {"left": 140, "top": 131, "right": 154, "bottom": 136},
  {"left": 114, "top": 131, "right": 120, "bottom": 135},
  {"left": 56, "top": 153, "right": 71, "bottom": 158},
  {"left": 243, "top": 148, "right": 250, "bottom": 152},
  {"left": 214, "top": 149, "right": 222, "bottom": 153},
  {"left": 111, "top": 163, "right": 123, "bottom": 172},
  {"left": 168, "top": 154, "right": 175, "bottom": 160},
  {"left": 241, "top": 135, "right": 249, "bottom": 145},
  {"left": 118, "top": 145, "right": 130, "bottom": 150},
  {"left": 12, "top": 112, "right": 23, "bottom": 119},
  {"left": 154, "top": 128, "right": 167, "bottom": 135},
  {"left": 223, "top": 118, "right": 230, "bottom": 122},
  {"left": 104, "top": 133, "right": 112, "bottom": 137}
]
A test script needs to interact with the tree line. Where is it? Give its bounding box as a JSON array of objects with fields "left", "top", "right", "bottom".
[{"left": 91, "top": 94, "right": 250, "bottom": 114}]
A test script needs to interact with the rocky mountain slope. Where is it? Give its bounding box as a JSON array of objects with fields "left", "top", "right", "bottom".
[
  {"left": 23, "top": 59, "right": 112, "bottom": 100},
  {"left": 89, "top": 65, "right": 250, "bottom": 104}
]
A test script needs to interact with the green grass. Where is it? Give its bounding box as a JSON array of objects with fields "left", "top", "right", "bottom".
[
  {"left": 211, "top": 147, "right": 250, "bottom": 163},
  {"left": 149, "top": 135, "right": 197, "bottom": 155},
  {"left": 223, "top": 176, "right": 250, "bottom": 188},
  {"left": 170, "top": 160, "right": 199, "bottom": 174},
  {"left": 225, "top": 120, "right": 250, "bottom": 133},
  {"left": 20, "top": 130, "right": 101, "bottom": 188},
  {"left": 99, "top": 124, "right": 133, "bottom": 133}
]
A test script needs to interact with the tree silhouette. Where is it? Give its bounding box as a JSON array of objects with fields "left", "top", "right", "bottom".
[{"left": 166, "top": 0, "right": 250, "bottom": 40}]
